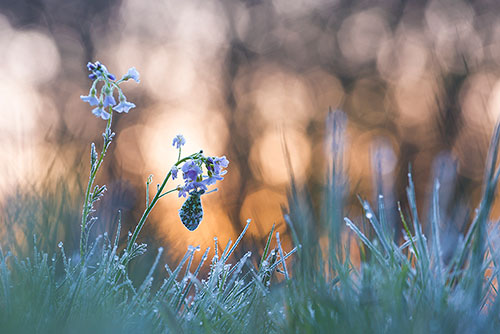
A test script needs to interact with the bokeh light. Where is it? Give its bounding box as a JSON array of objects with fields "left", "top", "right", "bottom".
[{"left": 3, "top": 0, "right": 500, "bottom": 261}]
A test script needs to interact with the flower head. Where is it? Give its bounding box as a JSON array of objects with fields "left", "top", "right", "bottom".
[
  {"left": 171, "top": 165, "right": 179, "bottom": 180},
  {"left": 87, "top": 61, "right": 115, "bottom": 81},
  {"left": 113, "top": 97, "right": 135, "bottom": 113},
  {"left": 175, "top": 154, "right": 229, "bottom": 198},
  {"left": 82, "top": 61, "right": 139, "bottom": 120},
  {"left": 178, "top": 181, "right": 207, "bottom": 198},
  {"left": 214, "top": 156, "right": 229, "bottom": 168},
  {"left": 170, "top": 136, "right": 230, "bottom": 231},
  {"left": 203, "top": 174, "right": 224, "bottom": 186},
  {"left": 102, "top": 87, "right": 116, "bottom": 107},
  {"left": 122, "top": 67, "right": 140, "bottom": 83},
  {"left": 181, "top": 160, "right": 202, "bottom": 182},
  {"left": 206, "top": 156, "right": 229, "bottom": 176},
  {"left": 177, "top": 185, "right": 189, "bottom": 198},
  {"left": 172, "top": 134, "right": 186, "bottom": 149},
  {"left": 80, "top": 94, "right": 99, "bottom": 106},
  {"left": 92, "top": 106, "right": 110, "bottom": 120},
  {"left": 86, "top": 62, "right": 97, "bottom": 71}
]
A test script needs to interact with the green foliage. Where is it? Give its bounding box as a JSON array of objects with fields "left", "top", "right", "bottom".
[
  {"left": 2, "top": 112, "right": 500, "bottom": 333},
  {"left": 282, "top": 113, "right": 500, "bottom": 333}
]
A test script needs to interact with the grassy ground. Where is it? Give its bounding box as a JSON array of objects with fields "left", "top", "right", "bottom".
[{"left": 1, "top": 112, "right": 500, "bottom": 333}]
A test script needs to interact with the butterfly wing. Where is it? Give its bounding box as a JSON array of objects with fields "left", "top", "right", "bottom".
[{"left": 179, "top": 190, "right": 204, "bottom": 231}]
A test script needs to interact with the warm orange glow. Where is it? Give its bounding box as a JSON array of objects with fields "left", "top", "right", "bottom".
[
  {"left": 2, "top": 0, "right": 500, "bottom": 269},
  {"left": 250, "top": 128, "right": 311, "bottom": 186},
  {"left": 138, "top": 105, "right": 229, "bottom": 178},
  {"left": 240, "top": 187, "right": 288, "bottom": 236}
]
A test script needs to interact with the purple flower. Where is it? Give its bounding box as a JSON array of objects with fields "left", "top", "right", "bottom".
[
  {"left": 177, "top": 182, "right": 208, "bottom": 197},
  {"left": 172, "top": 134, "right": 186, "bottom": 149},
  {"left": 102, "top": 93, "right": 116, "bottom": 107},
  {"left": 215, "top": 156, "right": 229, "bottom": 168},
  {"left": 86, "top": 61, "right": 116, "bottom": 81},
  {"left": 206, "top": 155, "right": 229, "bottom": 176},
  {"left": 113, "top": 98, "right": 135, "bottom": 113},
  {"left": 171, "top": 165, "right": 178, "bottom": 180},
  {"left": 95, "top": 62, "right": 110, "bottom": 76},
  {"left": 182, "top": 160, "right": 202, "bottom": 182},
  {"left": 123, "top": 67, "right": 140, "bottom": 83},
  {"left": 192, "top": 181, "right": 208, "bottom": 191},
  {"left": 183, "top": 181, "right": 207, "bottom": 194},
  {"left": 203, "top": 175, "right": 224, "bottom": 186},
  {"left": 178, "top": 186, "right": 189, "bottom": 198},
  {"left": 80, "top": 94, "right": 99, "bottom": 106},
  {"left": 87, "top": 62, "right": 97, "bottom": 71},
  {"left": 92, "top": 106, "right": 110, "bottom": 120},
  {"left": 206, "top": 157, "right": 215, "bottom": 172}
]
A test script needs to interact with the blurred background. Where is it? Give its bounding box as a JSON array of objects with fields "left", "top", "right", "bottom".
[{"left": 1, "top": 0, "right": 500, "bottom": 269}]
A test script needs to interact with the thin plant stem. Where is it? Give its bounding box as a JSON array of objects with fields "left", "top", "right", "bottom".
[
  {"left": 125, "top": 153, "right": 200, "bottom": 258},
  {"left": 80, "top": 109, "right": 113, "bottom": 262}
]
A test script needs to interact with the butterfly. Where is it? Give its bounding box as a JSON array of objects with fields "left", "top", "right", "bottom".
[{"left": 179, "top": 189, "right": 205, "bottom": 231}]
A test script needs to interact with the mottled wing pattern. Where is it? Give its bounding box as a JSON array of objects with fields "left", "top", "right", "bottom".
[{"left": 179, "top": 189, "right": 205, "bottom": 231}]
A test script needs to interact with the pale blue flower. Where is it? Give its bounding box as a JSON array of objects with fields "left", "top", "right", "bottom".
[
  {"left": 206, "top": 156, "right": 229, "bottom": 178},
  {"left": 178, "top": 186, "right": 189, "bottom": 198},
  {"left": 80, "top": 94, "right": 99, "bottom": 106},
  {"left": 172, "top": 134, "right": 186, "bottom": 149},
  {"left": 180, "top": 181, "right": 207, "bottom": 196},
  {"left": 182, "top": 160, "right": 202, "bottom": 182},
  {"left": 175, "top": 154, "right": 229, "bottom": 199},
  {"left": 177, "top": 182, "right": 207, "bottom": 197},
  {"left": 81, "top": 87, "right": 99, "bottom": 106},
  {"left": 92, "top": 106, "right": 110, "bottom": 120},
  {"left": 171, "top": 166, "right": 179, "bottom": 180},
  {"left": 102, "top": 93, "right": 116, "bottom": 107},
  {"left": 113, "top": 98, "right": 135, "bottom": 113},
  {"left": 123, "top": 67, "right": 140, "bottom": 83},
  {"left": 215, "top": 156, "right": 229, "bottom": 168},
  {"left": 202, "top": 174, "right": 223, "bottom": 186}
]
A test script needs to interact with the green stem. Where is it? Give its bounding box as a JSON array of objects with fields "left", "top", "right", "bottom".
[
  {"left": 158, "top": 188, "right": 178, "bottom": 199},
  {"left": 80, "top": 110, "right": 113, "bottom": 262},
  {"left": 125, "top": 154, "right": 197, "bottom": 257}
]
